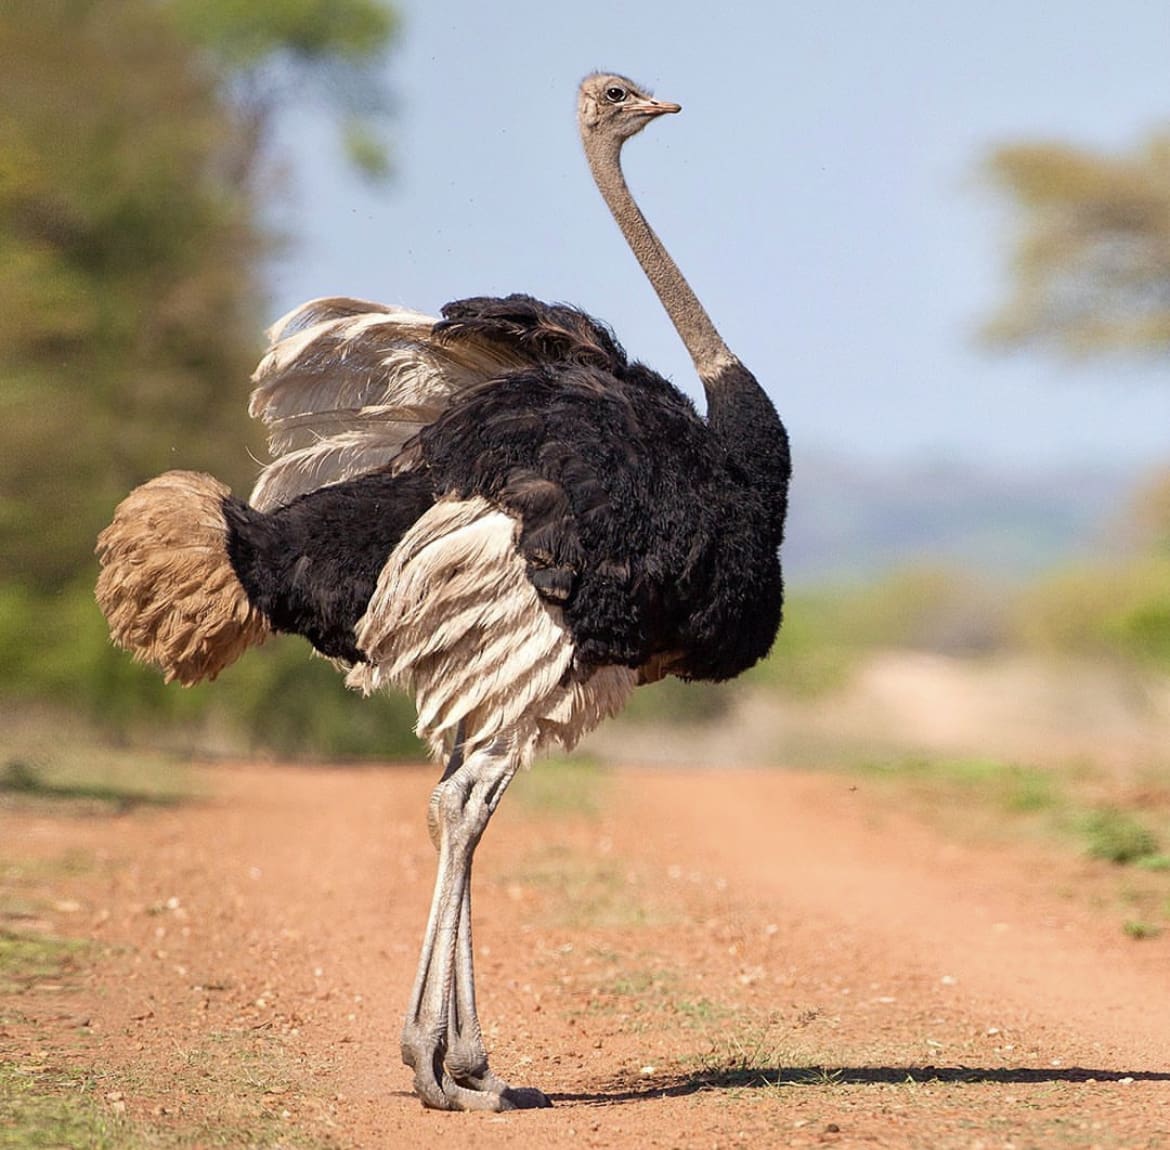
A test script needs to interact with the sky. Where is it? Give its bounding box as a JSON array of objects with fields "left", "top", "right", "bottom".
[{"left": 267, "top": 1, "right": 1170, "bottom": 477}]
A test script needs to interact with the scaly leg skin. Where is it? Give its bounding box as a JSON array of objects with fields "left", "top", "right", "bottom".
[{"left": 400, "top": 738, "right": 551, "bottom": 1110}]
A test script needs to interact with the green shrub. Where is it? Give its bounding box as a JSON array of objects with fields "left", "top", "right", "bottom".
[
  {"left": 0, "top": 580, "right": 423, "bottom": 760},
  {"left": 1122, "top": 920, "right": 1163, "bottom": 941},
  {"left": 832, "top": 566, "right": 1008, "bottom": 654},
  {"left": 747, "top": 588, "right": 857, "bottom": 697},
  {"left": 617, "top": 675, "right": 735, "bottom": 725},
  {"left": 1014, "top": 557, "right": 1170, "bottom": 669},
  {"left": 222, "top": 635, "right": 422, "bottom": 758},
  {"left": 1082, "top": 807, "right": 1161, "bottom": 865}
]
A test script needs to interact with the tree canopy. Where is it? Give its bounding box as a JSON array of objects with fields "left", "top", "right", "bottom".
[
  {"left": 0, "top": 0, "right": 398, "bottom": 589},
  {"left": 985, "top": 127, "right": 1170, "bottom": 556},
  {"left": 984, "top": 133, "right": 1170, "bottom": 356}
]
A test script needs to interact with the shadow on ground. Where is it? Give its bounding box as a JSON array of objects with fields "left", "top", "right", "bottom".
[{"left": 555, "top": 1065, "right": 1170, "bottom": 1105}]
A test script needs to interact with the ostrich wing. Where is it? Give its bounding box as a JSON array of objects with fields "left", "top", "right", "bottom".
[{"left": 247, "top": 295, "right": 633, "bottom": 512}]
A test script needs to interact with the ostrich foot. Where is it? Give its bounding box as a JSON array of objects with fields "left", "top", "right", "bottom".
[
  {"left": 401, "top": 1027, "right": 551, "bottom": 1111},
  {"left": 402, "top": 739, "right": 549, "bottom": 1111}
]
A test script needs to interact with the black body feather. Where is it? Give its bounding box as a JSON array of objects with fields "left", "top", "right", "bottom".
[
  {"left": 224, "top": 469, "right": 435, "bottom": 663},
  {"left": 225, "top": 295, "right": 790, "bottom": 683}
]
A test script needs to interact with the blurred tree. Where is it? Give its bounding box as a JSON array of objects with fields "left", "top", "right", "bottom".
[
  {"left": 170, "top": 0, "right": 399, "bottom": 182},
  {"left": 984, "top": 134, "right": 1170, "bottom": 355},
  {"left": 986, "top": 133, "right": 1170, "bottom": 672},
  {"left": 1129, "top": 468, "right": 1170, "bottom": 554},
  {"left": 0, "top": 0, "right": 398, "bottom": 589}
]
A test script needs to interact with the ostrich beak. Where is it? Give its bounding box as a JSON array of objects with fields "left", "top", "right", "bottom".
[{"left": 634, "top": 98, "right": 682, "bottom": 118}]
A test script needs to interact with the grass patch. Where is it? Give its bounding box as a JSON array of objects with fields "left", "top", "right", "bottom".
[
  {"left": 2, "top": 849, "right": 94, "bottom": 880},
  {"left": 1081, "top": 807, "right": 1162, "bottom": 865},
  {"left": 0, "top": 749, "right": 196, "bottom": 813},
  {"left": 674, "top": 997, "right": 733, "bottom": 1029},
  {"left": 509, "top": 756, "right": 607, "bottom": 818},
  {"left": 581, "top": 959, "right": 738, "bottom": 1043},
  {"left": 583, "top": 963, "right": 689, "bottom": 1034},
  {"left": 0, "top": 1062, "right": 133, "bottom": 1150},
  {"left": 686, "top": 1022, "right": 799, "bottom": 1090},
  {"left": 0, "top": 585, "right": 425, "bottom": 760},
  {"left": 0, "top": 931, "right": 88, "bottom": 994},
  {"left": 504, "top": 844, "right": 665, "bottom": 928},
  {"left": 855, "top": 756, "right": 1064, "bottom": 819},
  {"left": 605, "top": 966, "right": 676, "bottom": 1000},
  {"left": 856, "top": 757, "right": 1167, "bottom": 866},
  {"left": 1, "top": 849, "right": 95, "bottom": 925},
  {"left": 849, "top": 755, "right": 1170, "bottom": 936},
  {"left": 1122, "top": 920, "right": 1163, "bottom": 941},
  {"left": 0, "top": 1020, "right": 339, "bottom": 1150},
  {"left": 0, "top": 1054, "right": 333, "bottom": 1150}
]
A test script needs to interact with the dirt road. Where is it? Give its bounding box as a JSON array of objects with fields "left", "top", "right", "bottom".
[{"left": 3, "top": 759, "right": 1168, "bottom": 1148}]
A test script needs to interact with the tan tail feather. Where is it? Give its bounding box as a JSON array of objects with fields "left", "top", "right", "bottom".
[{"left": 95, "top": 471, "right": 270, "bottom": 685}]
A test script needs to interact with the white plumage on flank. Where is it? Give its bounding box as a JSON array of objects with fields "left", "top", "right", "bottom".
[{"left": 348, "top": 497, "right": 635, "bottom": 762}]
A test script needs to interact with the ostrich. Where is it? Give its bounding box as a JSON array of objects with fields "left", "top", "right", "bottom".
[{"left": 95, "top": 73, "right": 790, "bottom": 1111}]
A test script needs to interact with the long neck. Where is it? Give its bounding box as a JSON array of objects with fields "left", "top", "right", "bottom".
[
  {"left": 583, "top": 129, "right": 791, "bottom": 522},
  {"left": 583, "top": 133, "right": 735, "bottom": 386}
]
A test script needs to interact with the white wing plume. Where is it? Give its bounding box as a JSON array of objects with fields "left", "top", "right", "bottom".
[{"left": 246, "top": 297, "right": 528, "bottom": 511}]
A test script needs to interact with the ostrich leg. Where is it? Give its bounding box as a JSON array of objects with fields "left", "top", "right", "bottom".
[{"left": 400, "top": 735, "right": 551, "bottom": 1110}]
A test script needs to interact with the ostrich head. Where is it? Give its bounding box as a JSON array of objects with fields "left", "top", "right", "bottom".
[{"left": 577, "top": 73, "right": 680, "bottom": 143}]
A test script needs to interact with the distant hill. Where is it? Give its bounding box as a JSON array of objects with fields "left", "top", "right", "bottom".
[{"left": 783, "top": 453, "right": 1146, "bottom": 584}]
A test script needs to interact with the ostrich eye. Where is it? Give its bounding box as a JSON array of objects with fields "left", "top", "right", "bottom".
[{"left": 604, "top": 86, "right": 628, "bottom": 103}]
